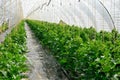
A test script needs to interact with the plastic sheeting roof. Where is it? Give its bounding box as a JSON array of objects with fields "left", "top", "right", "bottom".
[
  {"left": 0, "top": 0, "right": 120, "bottom": 32},
  {"left": 21, "top": 0, "right": 120, "bottom": 32},
  {"left": 0, "top": 0, "right": 23, "bottom": 26}
]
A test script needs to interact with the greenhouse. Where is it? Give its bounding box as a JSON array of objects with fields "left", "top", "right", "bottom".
[{"left": 0, "top": 0, "right": 120, "bottom": 80}]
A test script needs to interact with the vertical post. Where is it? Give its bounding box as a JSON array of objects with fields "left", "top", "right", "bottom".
[
  {"left": 19, "top": 0, "right": 24, "bottom": 20},
  {"left": 3, "top": 0, "right": 5, "bottom": 23},
  {"left": 14, "top": 0, "right": 18, "bottom": 25},
  {"left": 102, "top": 0, "right": 104, "bottom": 42},
  {"left": 9, "top": 0, "right": 12, "bottom": 28},
  {"left": 3, "top": 0, "right": 6, "bottom": 28}
]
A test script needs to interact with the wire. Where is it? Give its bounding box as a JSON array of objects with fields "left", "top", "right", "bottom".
[
  {"left": 26, "top": 0, "right": 52, "bottom": 18},
  {"left": 98, "top": 0, "right": 115, "bottom": 30}
]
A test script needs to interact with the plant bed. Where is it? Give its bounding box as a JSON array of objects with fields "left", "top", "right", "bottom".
[
  {"left": 0, "top": 20, "right": 28, "bottom": 80},
  {"left": 26, "top": 19, "right": 120, "bottom": 80}
]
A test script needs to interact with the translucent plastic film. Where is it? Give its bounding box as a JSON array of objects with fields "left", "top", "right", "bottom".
[
  {"left": 24, "top": 0, "right": 120, "bottom": 32},
  {"left": 0, "top": 0, "right": 23, "bottom": 27}
]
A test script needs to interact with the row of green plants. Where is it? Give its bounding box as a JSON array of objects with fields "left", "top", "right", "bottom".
[
  {"left": 0, "top": 20, "right": 27, "bottom": 80},
  {"left": 0, "top": 22, "right": 9, "bottom": 34},
  {"left": 26, "top": 19, "right": 120, "bottom": 80}
]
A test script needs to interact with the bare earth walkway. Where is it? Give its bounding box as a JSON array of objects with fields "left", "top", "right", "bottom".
[{"left": 25, "top": 23, "right": 68, "bottom": 80}]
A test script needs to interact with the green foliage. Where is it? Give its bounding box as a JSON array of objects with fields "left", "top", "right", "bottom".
[
  {"left": 0, "top": 22, "right": 8, "bottom": 34},
  {"left": 0, "top": 21, "right": 27, "bottom": 80},
  {"left": 26, "top": 19, "right": 120, "bottom": 80}
]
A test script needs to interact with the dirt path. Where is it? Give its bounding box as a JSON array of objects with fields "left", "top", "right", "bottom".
[{"left": 25, "top": 23, "right": 68, "bottom": 80}]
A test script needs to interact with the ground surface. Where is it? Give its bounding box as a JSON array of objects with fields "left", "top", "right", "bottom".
[{"left": 25, "top": 23, "right": 68, "bottom": 80}]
